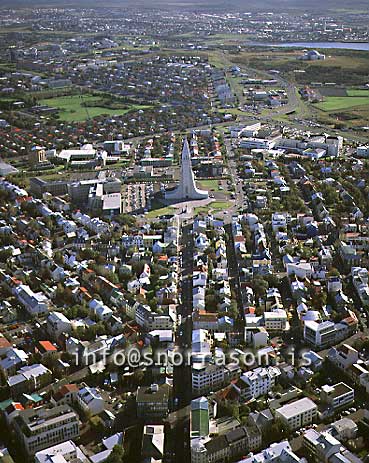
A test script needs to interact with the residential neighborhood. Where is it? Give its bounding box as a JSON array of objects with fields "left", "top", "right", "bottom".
[{"left": 0, "top": 1, "right": 369, "bottom": 463}]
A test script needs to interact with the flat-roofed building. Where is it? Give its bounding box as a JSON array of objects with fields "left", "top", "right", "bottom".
[
  {"left": 304, "top": 320, "right": 336, "bottom": 348},
  {"left": 192, "top": 364, "right": 226, "bottom": 395},
  {"left": 191, "top": 397, "right": 209, "bottom": 438},
  {"left": 136, "top": 383, "right": 171, "bottom": 421},
  {"left": 275, "top": 397, "right": 317, "bottom": 430},
  {"left": 35, "top": 440, "right": 88, "bottom": 463},
  {"left": 13, "top": 405, "right": 80, "bottom": 456},
  {"left": 320, "top": 382, "right": 354, "bottom": 410}
]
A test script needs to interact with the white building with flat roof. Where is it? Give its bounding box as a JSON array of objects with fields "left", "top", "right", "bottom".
[
  {"left": 275, "top": 397, "right": 317, "bottom": 430},
  {"left": 263, "top": 310, "right": 288, "bottom": 331},
  {"left": 192, "top": 364, "right": 226, "bottom": 395},
  {"left": 320, "top": 382, "right": 354, "bottom": 410},
  {"left": 304, "top": 320, "right": 336, "bottom": 348},
  {"left": 35, "top": 440, "right": 88, "bottom": 463}
]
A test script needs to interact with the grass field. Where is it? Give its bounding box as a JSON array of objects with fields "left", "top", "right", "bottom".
[
  {"left": 146, "top": 206, "right": 175, "bottom": 219},
  {"left": 211, "top": 200, "right": 232, "bottom": 210},
  {"left": 314, "top": 96, "right": 369, "bottom": 112},
  {"left": 347, "top": 89, "right": 369, "bottom": 97},
  {"left": 194, "top": 200, "right": 232, "bottom": 216},
  {"left": 40, "top": 95, "right": 148, "bottom": 122},
  {"left": 199, "top": 179, "right": 223, "bottom": 191}
]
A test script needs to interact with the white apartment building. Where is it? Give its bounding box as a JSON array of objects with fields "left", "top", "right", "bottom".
[
  {"left": 35, "top": 440, "right": 88, "bottom": 463},
  {"left": 192, "top": 364, "right": 226, "bottom": 395},
  {"left": 271, "top": 212, "right": 288, "bottom": 232},
  {"left": 77, "top": 386, "right": 105, "bottom": 416},
  {"left": 135, "top": 303, "right": 175, "bottom": 331},
  {"left": 352, "top": 266, "right": 369, "bottom": 306},
  {"left": 238, "top": 366, "right": 281, "bottom": 400},
  {"left": 47, "top": 311, "right": 72, "bottom": 339},
  {"left": 304, "top": 320, "right": 336, "bottom": 348},
  {"left": 320, "top": 382, "right": 354, "bottom": 410},
  {"left": 14, "top": 405, "right": 80, "bottom": 456},
  {"left": 263, "top": 310, "right": 288, "bottom": 331},
  {"left": 239, "top": 138, "right": 275, "bottom": 150},
  {"left": 275, "top": 397, "right": 317, "bottom": 430},
  {"left": 14, "top": 284, "right": 49, "bottom": 315}
]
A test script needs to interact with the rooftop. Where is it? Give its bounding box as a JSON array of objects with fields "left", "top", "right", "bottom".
[{"left": 276, "top": 397, "right": 317, "bottom": 419}]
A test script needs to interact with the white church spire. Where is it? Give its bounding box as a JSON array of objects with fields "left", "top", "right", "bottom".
[{"left": 165, "top": 138, "right": 208, "bottom": 201}]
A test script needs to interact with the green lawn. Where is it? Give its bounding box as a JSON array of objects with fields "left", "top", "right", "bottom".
[
  {"left": 314, "top": 96, "right": 369, "bottom": 112},
  {"left": 347, "top": 89, "right": 369, "bottom": 97},
  {"left": 194, "top": 200, "right": 232, "bottom": 216},
  {"left": 211, "top": 200, "right": 232, "bottom": 211},
  {"left": 40, "top": 95, "right": 149, "bottom": 122},
  {"left": 218, "top": 108, "right": 244, "bottom": 116},
  {"left": 194, "top": 206, "right": 211, "bottom": 215},
  {"left": 199, "top": 180, "right": 233, "bottom": 198},
  {"left": 146, "top": 206, "right": 175, "bottom": 219},
  {"left": 199, "top": 179, "right": 223, "bottom": 191}
]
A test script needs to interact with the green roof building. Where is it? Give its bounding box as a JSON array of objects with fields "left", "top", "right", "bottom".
[{"left": 191, "top": 396, "right": 209, "bottom": 438}]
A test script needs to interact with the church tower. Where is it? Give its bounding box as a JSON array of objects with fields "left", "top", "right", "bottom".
[{"left": 165, "top": 138, "right": 208, "bottom": 201}]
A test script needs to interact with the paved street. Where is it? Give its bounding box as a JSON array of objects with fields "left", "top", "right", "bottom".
[{"left": 172, "top": 222, "right": 193, "bottom": 463}]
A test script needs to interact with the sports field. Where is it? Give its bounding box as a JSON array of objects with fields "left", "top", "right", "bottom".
[
  {"left": 347, "top": 89, "right": 369, "bottom": 97},
  {"left": 40, "top": 95, "right": 148, "bottom": 122},
  {"left": 314, "top": 95, "right": 369, "bottom": 111}
]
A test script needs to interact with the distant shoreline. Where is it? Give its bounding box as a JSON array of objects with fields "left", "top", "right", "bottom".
[{"left": 245, "top": 41, "right": 369, "bottom": 51}]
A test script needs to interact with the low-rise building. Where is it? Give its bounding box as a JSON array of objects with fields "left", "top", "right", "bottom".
[
  {"left": 136, "top": 383, "right": 171, "bottom": 421},
  {"left": 327, "top": 344, "right": 359, "bottom": 370},
  {"left": 35, "top": 440, "right": 88, "bottom": 463},
  {"left": 7, "top": 364, "right": 52, "bottom": 396},
  {"left": 320, "top": 382, "right": 354, "bottom": 411},
  {"left": 14, "top": 405, "right": 80, "bottom": 456},
  {"left": 235, "top": 440, "right": 301, "bottom": 463},
  {"left": 192, "top": 364, "right": 227, "bottom": 395},
  {"left": 275, "top": 397, "right": 317, "bottom": 430},
  {"left": 235, "top": 367, "right": 281, "bottom": 400},
  {"left": 77, "top": 386, "right": 105, "bottom": 416},
  {"left": 14, "top": 284, "right": 49, "bottom": 315},
  {"left": 304, "top": 320, "right": 336, "bottom": 348}
]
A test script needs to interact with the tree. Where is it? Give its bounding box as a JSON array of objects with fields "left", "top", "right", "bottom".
[
  {"left": 54, "top": 251, "right": 63, "bottom": 265},
  {"left": 327, "top": 267, "right": 340, "bottom": 277},
  {"left": 218, "top": 399, "right": 239, "bottom": 420},
  {"left": 229, "top": 300, "right": 239, "bottom": 320},
  {"left": 132, "top": 368, "right": 145, "bottom": 386},
  {"left": 268, "top": 418, "right": 290, "bottom": 443},
  {"left": 0, "top": 249, "right": 13, "bottom": 263},
  {"left": 239, "top": 404, "right": 251, "bottom": 418},
  {"left": 253, "top": 275, "right": 269, "bottom": 301},
  {"left": 273, "top": 383, "right": 284, "bottom": 394},
  {"left": 114, "top": 213, "right": 137, "bottom": 229},
  {"left": 105, "top": 445, "right": 125, "bottom": 463}
]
